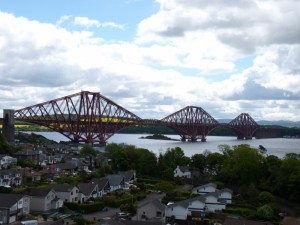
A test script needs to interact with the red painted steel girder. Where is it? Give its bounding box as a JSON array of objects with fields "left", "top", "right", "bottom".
[
  {"left": 14, "top": 91, "right": 142, "bottom": 144},
  {"left": 161, "top": 106, "right": 219, "bottom": 142},
  {"left": 228, "top": 113, "right": 259, "bottom": 139}
]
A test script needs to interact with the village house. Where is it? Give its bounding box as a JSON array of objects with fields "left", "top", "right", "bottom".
[
  {"left": 21, "top": 167, "right": 42, "bottom": 183},
  {"left": 173, "top": 165, "right": 191, "bottom": 179},
  {"left": 77, "top": 182, "right": 98, "bottom": 202},
  {"left": 0, "top": 155, "right": 17, "bottom": 169},
  {"left": 13, "top": 149, "right": 40, "bottom": 165},
  {"left": 192, "top": 183, "right": 217, "bottom": 195},
  {"left": 165, "top": 195, "right": 206, "bottom": 221},
  {"left": 90, "top": 177, "right": 111, "bottom": 197},
  {"left": 25, "top": 187, "right": 63, "bottom": 212},
  {"left": 137, "top": 199, "right": 166, "bottom": 222},
  {"left": 0, "top": 169, "right": 22, "bottom": 187},
  {"left": 0, "top": 193, "right": 30, "bottom": 224},
  {"left": 107, "top": 174, "right": 126, "bottom": 191},
  {"left": 48, "top": 183, "right": 79, "bottom": 203}
]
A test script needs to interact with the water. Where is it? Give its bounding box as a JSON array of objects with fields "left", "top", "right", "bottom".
[{"left": 30, "top": 132, "right": 300, "bottom": 158}]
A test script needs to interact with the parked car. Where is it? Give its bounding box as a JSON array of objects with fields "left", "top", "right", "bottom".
[{"left": 116, "top": 212, "right": 130, "bottom": 219}]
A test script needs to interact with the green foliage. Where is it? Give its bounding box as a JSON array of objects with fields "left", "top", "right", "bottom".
[
  {"left": 218, "top": 144, "right": 264, "bottom": 185},
  {"left": 256, "top": 204, "right": 275, "bottom": 220},
  {"left": 17, "top": 158, "right": 35, "bottom": 168},
  {"left": 154, "top": 181, "right": 175, "bottom": 193},
  {"left": 0, "top": 186, "right": 13, "bottom": 193},
  {"left": 0, "top": 134, "right": 16, "bottom": 154},
  {"left": 64, "top": 202, "right": 105, "bottom": 213},
  {"left": 258, "top": 191, "right": 275, "bottom": 205}
]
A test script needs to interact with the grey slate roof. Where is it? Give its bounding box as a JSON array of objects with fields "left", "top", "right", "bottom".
[
  {"left": 107, "top": 175, "right": 125, "bottom": 186},
  {"left": 178, "top": 166, "right": 190, "bottom": 173},
  {"left": 0, "top": 193, "right": 25, "bottom": 208},
  {"left": 26, "top": 187, "right": 53, "bottom": 197},
  {"left": 48, "top": 183, "right": 75, "bottom": 192},
  {"left": 77, "top": 182, "right": 97, "bottom": 196},
  {"left": 118, "top": 170, "right": 135, "bottom": 183},
  {"left": 91, "top": 178, "right": 109, "bottom": 190}
]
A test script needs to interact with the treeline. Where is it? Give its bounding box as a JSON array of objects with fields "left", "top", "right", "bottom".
[
  {"left": 105, "top": 143, "right": 300, "bottom": 204},
  {"left": 12, "top": 122, "right": 300, "bottom": 137}
]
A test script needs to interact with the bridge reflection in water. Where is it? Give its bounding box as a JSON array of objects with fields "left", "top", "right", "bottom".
[{"left": 2, "top": 91, "right": 259, "bottom": 144}]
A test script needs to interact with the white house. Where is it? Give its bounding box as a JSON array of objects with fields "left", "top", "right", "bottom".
[
  {"left": 0, "top": 156, "right": 17, "bottom": 169},
  {"left": 203, "top": 192, "right": 226, "bottom": 212},
  {"left": 217, "top": 188, "right": 233, "bottom": 204},
  {"left": 137, "top": 199, "right": 166, "bottom": 222},
  {"left": 0, "top": 169, "right": 22, "bottom": 187},
  {"left": 77, "top": 182, "right": 98, "bottom": 202},
  {"left": 0, "top": 194, "right": 30, "bottom": 224},
  {"left": 174, "top": 166, "right": 191, "bottom": 179},
  {"left": 26, "top": 188, "right": 63, "bottom": 212},
  {"left": 48, "top": 183, "right": 79, "bottom": 203},
  {"left": 192, "top": 183, "right": 217, "bottom": 195},
  {"left": 165, "top": 196, "right": 206, "bottom": 221}
]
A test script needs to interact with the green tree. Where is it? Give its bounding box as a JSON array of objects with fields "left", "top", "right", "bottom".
[
  {"left": 257, "top": 204, "right": 275, "bottom": 220},
  {"left": 80, "top": 144, "right": 98, "bottom": 169},
  {"left": 218, "top": 144, "right": 264, "bottom": 185},
  {"left": 191, "top": 154, "right": 206, "bottom": 172},
  {"left": 258, "top": 191, "right": 275, "bottom": 205}
]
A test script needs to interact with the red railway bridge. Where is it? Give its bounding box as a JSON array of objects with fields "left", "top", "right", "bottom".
[{"left": 1, "top": 91, "right": 259, "bottom": 144}]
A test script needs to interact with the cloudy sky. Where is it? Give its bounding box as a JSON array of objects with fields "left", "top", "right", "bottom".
[{"left": 0, "top": 0, "right": 300, "bottom": 121}]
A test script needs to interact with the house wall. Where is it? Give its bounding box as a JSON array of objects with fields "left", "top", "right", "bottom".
[
  {"left": 189, "top": 200, "right": 205, "bottom": 210},
  {"left": 137, "top": 203, "right": 164, "bottom": 221},
  {"left": 194, "top": 185, "right": 216, "bottom": 195},
  {"left": 29, "top": 196, "right": 47, "bottom": 211},
  {"left": 219, "top": 191, "right": 232, "bottom": 204},
  {"left": 205, "top": 202, "right": 226, "bottom": 212},
  {"left": 165, "top": 205, "right": 187, "bottom": 220},
  {"left": 0, "top": 208, "right": 9, "bottom": 224}
]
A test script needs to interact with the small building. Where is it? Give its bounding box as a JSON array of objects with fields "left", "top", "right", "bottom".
[
  {"left": 0, "top": 193, "right": 30, "bottom": 224},
  {"left": 26, "top": 188, "right": 63, "bottom": 212},
  {"left": 90, "top": 177, "right": 110, "bottom": 197},
  {"left": 107, "top": 174, "right": 126, "bottom": 191},
  {"left": 137, "top": 199, "right": 166, "bottom": 222},
  {"left": 0, "top": 169, "right": 22, "bottom": 187},
  {"left": 0, "top": 155, "right": 17, "bottom": 169},
  {"left": 174, "top": 165, "right": 191, "bottom": 179},
  {"left": 77, "top": 182, "right": 98, "bottom": 203},
  {"left": 48, "top": 183, "right": 79, "bottom": 203}
]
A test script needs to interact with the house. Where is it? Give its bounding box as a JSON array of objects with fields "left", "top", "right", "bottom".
[
  {"left": 223, "top": 218, "right": 274, "bottom": 225},
  {"left": 217, "top": 188, "right": 233, "bottom": 204},
  {"left": 91, "top": 178, "right": 110, "bottom": 197},
  {"left": 0, "top": 169, "right": 22, "bottom": 187},
  {"left": 165, "top": 196, "right": 206, "bottom": 221},
  {"left": 174, "top": 165, "right": 191, "bottom": 179},
  {"left": 0, "top": 193, "right": 30, "bottom": 224},
  {"left": 26, "top": 188, "right": 63, "bottom": 212},
  {"left": 203, "top": 192, "right": 226, "bottom": 212},
  {"left": 21, "top": 167, "right": 41, "bottom": 183},
  {"left": 137, "top": 199, "right": 166, "bottom": 222},
  {"left": 77, "top": 182, "right": 98, "bottom": 202},
  {"left": 192, "top": 183, "right": 217, "bottom": 195},
  {"left": 118, "top": 170, "right": 136, "bottom": 184},
  {"left": 107, "top": 174, "right": 126, "bottom": 191},
  {"left": 42, "top": 162, "right": 78, "bottom": 179},
  {"left": 0, "top": 155, "right": 17, "bottom": 169},
  {"left": 48, "top": 183, "right": 79, "bottom": 203},
  {"left": 13, "top": 149, "right": 40, "bottom": 165}
]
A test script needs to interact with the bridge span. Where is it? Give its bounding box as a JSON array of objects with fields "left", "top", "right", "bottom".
[{"left": 1, "top": 91, "right": 259, "bottom": 144}]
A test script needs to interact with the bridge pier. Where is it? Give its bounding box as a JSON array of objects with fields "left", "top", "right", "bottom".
[
  {"left": 201, "top": 137, "right": 206, "bottom": 142},
  {"left": 2, "top": 109, "right": 15, "bottom": 144}
]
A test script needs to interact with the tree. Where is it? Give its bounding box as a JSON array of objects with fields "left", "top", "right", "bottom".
[
  {"left": 80, "top": 144, "right": 98, "bottom": 169},
  {"left": 191, "top": 154, "right": 206, "bottom": 172},
  {"left": 218, "top": 144, "right": 264, "bottom": 185},
  {"left": 258, "top": 191, "right": 275, "bottom": 205},
  {"left": 257, "top": 204, "right": 275, "bottom": 220}
]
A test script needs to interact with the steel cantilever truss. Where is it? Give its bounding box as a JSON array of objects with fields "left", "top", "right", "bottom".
[
  {"left": 14, "top": 91, "right": 142, "bottom": 144},
  {"left": 228, "top": 113, "right": 260, "bottom": 139},
  {"left": 162, "top": 106, "right": 220, "bottom": 142}
]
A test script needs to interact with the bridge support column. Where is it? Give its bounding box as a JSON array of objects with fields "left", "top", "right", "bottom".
[
  {"left": 201, "top": 137, "right": 206, "bottom": 142},
  {"left": 2, "top": 109, "right": 15, "bottom": 144},
  {"left": 181, "top": 136, "right": 186, "bottom": 142}
]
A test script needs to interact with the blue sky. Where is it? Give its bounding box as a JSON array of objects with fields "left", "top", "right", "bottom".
[{"left": 0, "top": 0, "right": 300, "bottom": 121}]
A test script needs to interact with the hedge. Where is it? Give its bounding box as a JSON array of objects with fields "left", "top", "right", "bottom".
[{"left": 64, "top": 202, "right": 105, "bottom": 213}]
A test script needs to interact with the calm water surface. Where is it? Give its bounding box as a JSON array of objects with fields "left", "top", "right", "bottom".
[{"left": 31, "top": 132, "right": 300, "bottom": 158}]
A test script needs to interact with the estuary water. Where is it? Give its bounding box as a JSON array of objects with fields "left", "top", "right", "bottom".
[{"left": 31, "top": 132, "right": 300, "bottom": 158}]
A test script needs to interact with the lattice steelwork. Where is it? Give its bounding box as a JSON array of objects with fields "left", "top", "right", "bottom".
[
  {"left": 14, "top": 91, "right": 142, "bottom": 144},
  {"left": 161, "top": 106, "right": 220, "bottom": 142},
  {"left": 228, "top": 113, "right": 259, "bottom": 139}
]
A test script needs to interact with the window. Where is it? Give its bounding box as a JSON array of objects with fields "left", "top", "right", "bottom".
[{"left": 156, "top": 211, "right": 162, "bottom": 217}]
